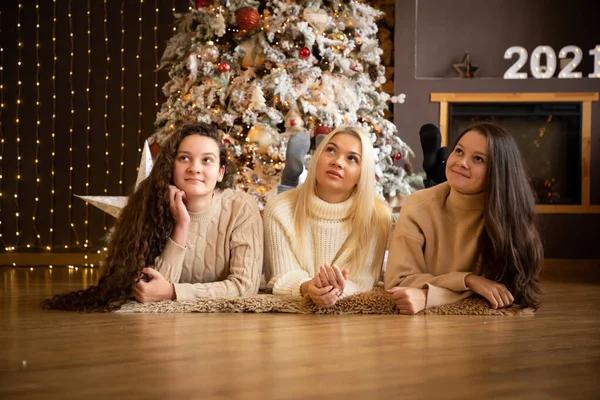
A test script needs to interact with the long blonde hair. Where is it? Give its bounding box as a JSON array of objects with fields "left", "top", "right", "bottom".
[{"left": 292, "top": 126, "right": 392, "bottom": 283}]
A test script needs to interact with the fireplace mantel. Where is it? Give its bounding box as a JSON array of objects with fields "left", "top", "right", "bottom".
[{"left": 430, "top": 92, "right": 600, "bottom": 214}]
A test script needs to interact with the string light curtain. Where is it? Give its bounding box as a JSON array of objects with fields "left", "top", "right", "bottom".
[
  {"left": 0, "top": 0, "right": 181, "bottom": 254},
  {"left": 102, "top": 0, "right": 110, "bottom": 233},
  {"left": 49, "top": 0, "right": 58, "bottom": 251},
  {"left": 0, "top": 10, "right": 5, "bottom": 247},
  {"left": 32, "top": 0, "right": 41, "bottom": 249},
  {"left": 14, "top": 0, "right": 22, "bottom": 249}
]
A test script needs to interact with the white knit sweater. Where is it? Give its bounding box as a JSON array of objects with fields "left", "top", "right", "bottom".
[{"left": 263, "top": 188, "right": 382, "bottom": 298}]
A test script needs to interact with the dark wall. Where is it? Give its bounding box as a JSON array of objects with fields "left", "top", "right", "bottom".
[
  {"left": 416, "top": 0, "right": 600, "bottom": 78},
  {"left": 394, "top": 0, "right": 600, "bottom": 258},
  {"left": 0, "top": 0, "right": 190, "bottom": 253}
]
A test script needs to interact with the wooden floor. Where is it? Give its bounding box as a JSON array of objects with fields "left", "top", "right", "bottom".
[{"left": 1, "top": 264, "right": 599, "bottom": 400}]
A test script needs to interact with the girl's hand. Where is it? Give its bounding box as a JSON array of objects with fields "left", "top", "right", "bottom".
[
  {"left": 386, "top": 287, "right": 427, "bottom": 314},
  {"left": 318, "top": 264, "right": 349, "bottom": 297},
  {"left": 134, "top": 268, "right": 175, "bottom": 303},
  {"left": 465, "top": 274, "right": 514, "bottom": 309},
  {"left": 305, "top": 275, "right": 338, "bottom": 308},
  {"left": 168, "top": 185, "right": 190, "bottom": 227}
]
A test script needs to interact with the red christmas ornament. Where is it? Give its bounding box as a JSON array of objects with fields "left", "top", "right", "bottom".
[
  {"left": 218, "top": 61, "right": 231, "bottom": 73},
  {"left": 394, "top": 153, "right": 403, "bottom": 161},
  {"left": 195, "top": 0, "right": 208, "bottom": 8},
  {"left": 236, "top": 7, "right": 261, "bottom": 30},
  {"left": 299, "top": 47, "right": 311, "bottom": 59},
  {"left": 149, "top": 141, "right": 161, "bottom": 158},
  {"left": 314, "top": 125, "right": 331, "bottom": 136}
]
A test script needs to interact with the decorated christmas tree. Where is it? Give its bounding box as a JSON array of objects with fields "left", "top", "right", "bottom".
[{"left": 150, "top": 0, "right": 419, "bottom": 208}]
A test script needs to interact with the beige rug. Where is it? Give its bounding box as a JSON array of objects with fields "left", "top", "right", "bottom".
[{"left": 116, "top": 287, "right": 534, "bottom": 316}]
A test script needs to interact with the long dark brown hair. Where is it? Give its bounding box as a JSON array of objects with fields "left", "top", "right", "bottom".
[
  {"left": 42, "top": 122, "right": 233, "bottom": 312},
  {"left": 453, "top": 122, "right": 543, "bottom": 308}
]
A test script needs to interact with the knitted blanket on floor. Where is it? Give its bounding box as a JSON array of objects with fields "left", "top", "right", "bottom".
[{"left": 116, "top": 287, "right": 533, "bottom": 315}]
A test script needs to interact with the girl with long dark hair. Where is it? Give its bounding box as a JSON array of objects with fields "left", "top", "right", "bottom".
[
  {"left": 385, "top": 122, "right": 543, "bottom": 313},
  {"left": 44, "top": 122, "right": 263, "bottom": 312}
]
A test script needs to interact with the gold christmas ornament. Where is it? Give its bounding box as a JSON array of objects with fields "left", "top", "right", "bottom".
[
  {"left": 334, "top": 32, "right": 346, "bottom": 41},
  {"left": 247, "top": 124, "right": 277, "bottom": 153}
]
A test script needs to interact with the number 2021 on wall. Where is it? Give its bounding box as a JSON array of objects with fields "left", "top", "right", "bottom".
[{"left": 504, "top": 45, "right": 600, "bottom": 79}]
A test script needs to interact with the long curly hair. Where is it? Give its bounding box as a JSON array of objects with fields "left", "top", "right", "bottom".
[
  {"left": 453, "top": 122, "right": 543, "bottom": 309},
  {"left": 42, "top": 122, "right": 233, "bottom": 312}
]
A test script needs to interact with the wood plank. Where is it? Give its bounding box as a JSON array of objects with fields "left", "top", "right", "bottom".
[{"left": 535, "top": 205, "right": 600, "bottom": 214}]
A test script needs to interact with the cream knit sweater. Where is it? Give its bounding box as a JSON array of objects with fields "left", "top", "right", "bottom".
[
  {"left": 154, "top": 188, "right": 263, "bottom": 300},
  {"left": 264, "top": 188, "right": 383, "bottom": 298},
  {"left": 385, "top": 182, "right": 485, "bottom": 308}
]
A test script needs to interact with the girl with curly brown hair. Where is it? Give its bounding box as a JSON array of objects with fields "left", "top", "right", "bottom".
[{"left": 43, "top": 122, "right": 263, "bottom": 312}]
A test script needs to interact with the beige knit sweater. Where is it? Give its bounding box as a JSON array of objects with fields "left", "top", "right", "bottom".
[
  {"left": 264, "top": 188, "right": 384, "bottom": 298},
  {"left": 154, "top": 188, "right": 263, "bottom": 300},
  {"left": 385, "top": 182, "right": 485, "bottom": 308}
]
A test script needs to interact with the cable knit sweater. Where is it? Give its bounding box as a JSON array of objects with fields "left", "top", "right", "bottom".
[
  {"left": 154, "top": 188, "right": 263, "bottom": 300},
  {"left": 384, "top": 182, "right": 485, "bottom": 308},
  {"left": 264, "top": 188, "right": 383, "bottom": 298}
]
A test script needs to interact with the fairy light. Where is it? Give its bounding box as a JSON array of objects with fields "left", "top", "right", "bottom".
[
  {"left": 85, "top": 0, "right": 91, "bottom": 246},
  {"left": 137, "top": 0, "right": 144, "bottom": 167},
  {"left": 33, "top": 0, "right": 41, "bottom": 247},
  {"left": 15, "top": 0, "right": 22, "bottom": 246},
  {"left": 68, "top": 1, "right": 79, "bottom": 248},
  {"left": 154, "top": 0, "right": 160, "bottom": 110},
  {"left": 119, "top": 2, "right": 125, "bottom": 194},
  {"left": 102, "top": 0, "right": 110, "bottom": 232},
  {"left": 49, "top": 0, "right": 57, "bottom": 249},
  {"left": 172, "top": 0, "right": 177, "bottom": 32}
]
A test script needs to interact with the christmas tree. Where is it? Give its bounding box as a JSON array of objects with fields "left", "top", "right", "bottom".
[{"left": 150, "top": 0, "right": 419, "bottom": 208}]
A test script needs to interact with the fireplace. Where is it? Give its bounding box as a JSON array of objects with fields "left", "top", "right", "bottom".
[
  {"left": 430, "top": 93, "right": 599, "bottom": 213},
  {"left": 449, "top": 102, "right": 581, "bottom": 205}
]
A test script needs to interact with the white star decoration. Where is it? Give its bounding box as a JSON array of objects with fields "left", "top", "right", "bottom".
[{"left": 76, "top": 141, "right": 154, "bottom": 218}]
